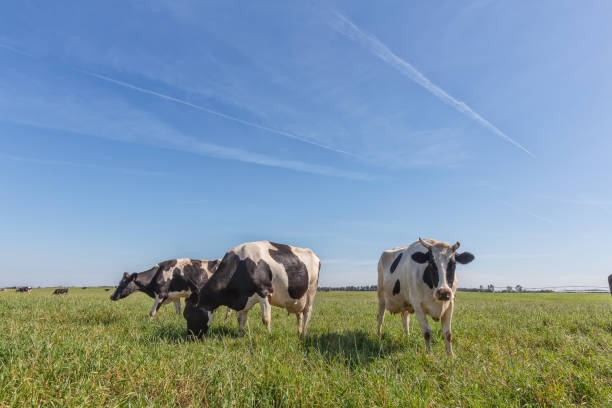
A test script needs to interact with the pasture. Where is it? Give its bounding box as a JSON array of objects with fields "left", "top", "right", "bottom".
[{"left": 0, "top": 289, "right": 610, "bottom": 407}]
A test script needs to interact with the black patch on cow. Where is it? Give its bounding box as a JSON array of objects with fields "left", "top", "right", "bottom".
[
  {"left": 455, "top": 252, "right": 475, "bottom": 265},
  {"left": 207, "top": 259, "right": 220, "bottom": 273},
  {"left": 390, "top": 253, "right": 402, "bottom": 273},
  {"left": 268, "top": 242, "right": 309, "bottom": 299},
  {"left": 422, "top": 252, "right": 439, "bottom": 289},
  {"left": 158, "top": 259, "right": 178, "bottom": 269},
  {"left": 169, "top": 267, "right": 190, "bottom": 293},
  {"left": 446, "top": 260, "right": 456, "bottom": 286},
  {"left": 411, "top": 251, "right": 429, "bottom": 264},
  {"left": 393, "top": 279, "right": 401, "bottom": 295},
  {"left": 200, "top": 252, "right": 274, "bottom": 311}
]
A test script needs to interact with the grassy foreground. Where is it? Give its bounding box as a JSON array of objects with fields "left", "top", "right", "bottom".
[{"left": 0, "top": 289, "right": 610, "bottom": 407}]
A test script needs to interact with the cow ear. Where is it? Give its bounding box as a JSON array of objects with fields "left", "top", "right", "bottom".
[
  {"left": 123, "top": 272, "right": 129, "bottom": 279},
  {"left": 128, "top": 273, "right": 138, "bottom": 281},
  {"left": 411, "top": 252, "right": 429, "bottom": 264},
  {"left": 455, "top": 252, "right": 475, "bottom": 264}
]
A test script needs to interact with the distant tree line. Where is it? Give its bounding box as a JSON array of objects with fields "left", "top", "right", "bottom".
[
  {"left": 318, "top": 285, "right": 377, "bottom": 292},
  {"left": 317, "top": 284, "right": 557, "bottom": 293}
]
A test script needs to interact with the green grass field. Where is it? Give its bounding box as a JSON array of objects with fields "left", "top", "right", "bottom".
[{"left": 0, "top": 289, "right": 610, "bottom": 407}]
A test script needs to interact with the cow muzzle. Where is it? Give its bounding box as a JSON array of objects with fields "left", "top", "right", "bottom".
[{"left": 435, "top": 288, "right": 452, "bottom": 301}]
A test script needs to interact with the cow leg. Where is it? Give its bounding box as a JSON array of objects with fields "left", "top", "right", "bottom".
[
  {"left": 259, "top": 297, "right": 272, "bottom": 333},
  {"left": 173, "top": 300, "right": 181, "bottom": 314},
  {"left": 224, "top": 307, "right": 232, "bottom": 321},
  {"left": 237, "top": 295, "right": 260, "bottom": 336},
  {"left": 149, "top": 295, "right": 164, "bottom": 320},
  {"left": 301, "top": 305, "right": 314, "bottom": 336},
  {"left": 296, "top": 313, "right": 303, "bottom": 335},
  {"left": 414, "top": 308, "right": 432, "bottom": 353},
  {"left": 441, "top": 302, "right": 455, "bottom": 358},
  {"left": 401, "top": 311, "right": 410, "bottom": 335},
  {"left": 377, "top": 299, "right": 386, "bottom": 337}
]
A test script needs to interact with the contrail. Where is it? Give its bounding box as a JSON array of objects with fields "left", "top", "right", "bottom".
[
  {"left": 331, "top": 11, "right": 534, "bottom": 157},
  {"left": 0, "top": 42, "right": 36, "bottom": 58},
  {"left": 82, "top": 71, "right": 359, "bottom": 158},
  {"left": 1, "top": 44, "right": 354, "bottom": 157}
]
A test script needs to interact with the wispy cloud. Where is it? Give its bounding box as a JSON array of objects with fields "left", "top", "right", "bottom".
[
  {"left": 500, "top": 200, "right": 554, "bottom": 224},
  {"left": 0, "top": 153, "right": 168, "bottom": 176},
  {"left": 330, "top": 11, "right": 534, "bottom": 157},
  {"left": 83, "top": 71, "right": 359, "bottom": 158},
  {"left": 0, "top": 47, "right": 375, "bottom": 181}
]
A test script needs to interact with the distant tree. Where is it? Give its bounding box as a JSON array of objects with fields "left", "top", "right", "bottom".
[
  {"left": 479, "top": 285, "right": 484, "bottom": 292},
  {"left": 487, "top": 284, "right": 495, "bottom": 292},
  {"left": 515, "top": 285, "right": 523, "bottom": 293},
  {"left": 506, "top": 286, "right": 514, "bottom": 292}
]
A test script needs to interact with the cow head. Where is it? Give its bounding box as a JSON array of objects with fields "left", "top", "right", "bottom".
[
  {"left": 110, "top": 272, "right": 139, "bottom": 301},
  {"left": 411, "top": 238, "right": 474, "bottom": 302},
  {"left": 183, "top": 288, "right": 214, "bottom": 338}
]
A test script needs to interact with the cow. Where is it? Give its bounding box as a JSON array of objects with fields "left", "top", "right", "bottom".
[
  {"left": 110, "top": 258, "right": 221, "bottom": 319},
  {"left": 182, "top": 241, "right": 320, "bottom": 338},
  {"left": 608, "top": 273, "right": 612, "bottom": 296},
  {"left": 53, "top": 288, "right": 69, "bottom": 295},
  {"left": 377, "top": 238, "right": 474, "bottom": 357},
  {"left": 16, "top": 286, "right": 32, "bottom": 293}
]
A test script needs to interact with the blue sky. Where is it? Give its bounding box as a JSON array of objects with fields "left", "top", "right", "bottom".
[{"left": 1, "top": 1, "right": 611, "bottom": 288}]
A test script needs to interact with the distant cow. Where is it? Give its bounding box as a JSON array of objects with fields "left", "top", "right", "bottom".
[
  {"left": 182, "top": 241, "right": 320, "bottom": 338},
  {"left": 608, "top": 274, "right": 612, "bottom": 296},
  {"left": 377, "top": 238, "right": 474, "bottom": 357},
  {"left": 53, "top": 288, "right": 69, "bottom": 295},
  {"left": 16, "top": 286, "right": 32, "bottom": 293},
  {"left": 111, "top": 258, "right": 221, "bottom": 319}
]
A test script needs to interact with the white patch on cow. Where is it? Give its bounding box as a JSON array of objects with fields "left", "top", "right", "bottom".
[{"left": 162, "top": 291, "right": 190, "bottom": 304}]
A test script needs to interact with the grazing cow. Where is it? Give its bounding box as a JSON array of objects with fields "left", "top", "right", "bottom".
[
  {"left": 17, "top": 286, "right": 32, "bottom": 293},
  {"left": 53, "top": 288, "right": 69, "bottom": 295},
  {"left": 110, "top": 258, "right": 221, "bottom": 319},
  {"left": 608, "top": 273, "right": 612, "bottom": 296},
  {"left": 182, "top": 241, "right": 320, "bottom": 338},
  {"left": 377, "top": 238, "right": 474, "bottom": 357},
  {"left": 16, "top": 286, "right": 32, "bottom": 293}
]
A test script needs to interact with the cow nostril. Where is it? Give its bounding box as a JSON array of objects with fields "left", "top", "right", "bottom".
[{"left": 436, "top": 290, "right": 451, "bottom": 300}]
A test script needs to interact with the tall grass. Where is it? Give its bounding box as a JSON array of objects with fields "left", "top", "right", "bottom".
[{"left": 0, "top": 289, "right": 610, "bottom": 407}]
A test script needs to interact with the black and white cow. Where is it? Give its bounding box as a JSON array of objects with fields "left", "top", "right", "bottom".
[
  {"left": 182, "top": 241, "right": 320, "bottom": 338},
  {"left": 16, "top": 286, "right": 32, "bottom": 293},
  {"left": 608, "top": 273, "right": 612, "bottom": 296},
  {"left": 53, "top": 288, "right": 69, "bottom": 295},
  {"left": 110, "top": 258, "right": 221, "bottom": 319},
  {"left": 377, "top": 238, "right": 474, "bottom": 357}
]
